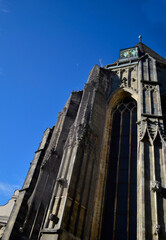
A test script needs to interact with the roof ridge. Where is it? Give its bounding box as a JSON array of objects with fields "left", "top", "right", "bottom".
[{"left": 136, "top": 42, "right": 166, "bottom": 64}]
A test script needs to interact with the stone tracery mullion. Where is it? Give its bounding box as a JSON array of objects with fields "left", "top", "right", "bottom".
[
  {"left": 112, "top": 108, "right": 123, "bottom": 240},
  {"left": 151, "top": 143, "right": 160, "bottom": 238},
  {"left": 137, "top": 56, "right": 166, "bottom": 239}
]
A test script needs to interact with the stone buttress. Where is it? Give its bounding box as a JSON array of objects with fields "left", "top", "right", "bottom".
[{"left": 2, "top": 42, "right": 166, "bottom": 240}]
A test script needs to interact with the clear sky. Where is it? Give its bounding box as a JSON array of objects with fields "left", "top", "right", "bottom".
[{"left": 0, "top": 0, "right": 166, "bottom": 205}]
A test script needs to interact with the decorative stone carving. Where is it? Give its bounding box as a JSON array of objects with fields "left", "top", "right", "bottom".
[
  {"left": 154, "top": 224, "right": 160, "bottom": 235},
  {"left": 120, "top": 77, "right": 127, "bottom": 88},
  {"left": 49, "top": 214, "right": 59, "bottom": 224},
  {"left": 56, "top": 178, "right": 68, "bottom": 187},
  {"left": 137, "top": 118, "right": 148, "bottom": 141},
  {"left": 151, "top": 181, "right": 161, "bottom": 193},
  {"left": 159, "top": 120, "right": 166, "bottom": 141},
  {"left": 143, "top": 84, "right": 158, "bottom": 92},
  {"left": 118, "top": 66, "right": 137, "bottom": 92},
  {"left": 137, "top": 117, "right": 165, "bottom": 142},
  {"left": 147, "top": 119, "right": 159, "bottom": 141}
]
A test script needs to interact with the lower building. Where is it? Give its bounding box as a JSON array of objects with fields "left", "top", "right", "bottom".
[{"left": 0, "top": 191, "right": 18, "bottom": 239}]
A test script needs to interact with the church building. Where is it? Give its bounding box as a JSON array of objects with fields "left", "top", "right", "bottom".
[{"left": 1, "top": 41, "right": 166, "bottom": 240}]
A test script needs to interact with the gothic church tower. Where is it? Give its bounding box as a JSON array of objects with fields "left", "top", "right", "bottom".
[{"left": 2, "top": 42, "right": 166, "bottom": 240}]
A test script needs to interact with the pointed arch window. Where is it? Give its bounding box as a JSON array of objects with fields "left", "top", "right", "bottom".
[{"left": 102, "top": 97, "right": 137, "bottom": 240}]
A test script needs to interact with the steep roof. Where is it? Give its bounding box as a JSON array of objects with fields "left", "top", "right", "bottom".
[{"left": 136, "top": 42, "right": 166, "bottom": 64}]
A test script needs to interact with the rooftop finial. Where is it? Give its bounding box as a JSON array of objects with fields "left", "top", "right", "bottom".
[{"left": 138, "top": 35, "right": 142, "bottom": 42}]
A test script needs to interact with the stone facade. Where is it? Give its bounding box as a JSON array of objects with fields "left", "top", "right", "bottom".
[
  {"left": 0, "top": 191, "right": 18, "bottom": 239},
  {"left": 2, "top": 42, "right": 166, "bottom": 239}
]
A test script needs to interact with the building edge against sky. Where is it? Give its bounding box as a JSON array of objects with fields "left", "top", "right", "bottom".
[{"left": 1, "top": 41, "right": 166, "bottom": 239}]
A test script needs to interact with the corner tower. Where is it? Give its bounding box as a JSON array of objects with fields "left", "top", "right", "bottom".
[{"left": 2, "top": 42, "right": 166, "bottom": 240}]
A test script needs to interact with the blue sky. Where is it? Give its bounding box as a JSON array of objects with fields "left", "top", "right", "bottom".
[{"left": 0, "top": 0, "right": 166, "bottom": 205}]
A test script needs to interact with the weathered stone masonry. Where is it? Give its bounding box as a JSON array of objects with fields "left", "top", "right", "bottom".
[{"left": 2, "top": 42, "right": 166, "bottom": 240}]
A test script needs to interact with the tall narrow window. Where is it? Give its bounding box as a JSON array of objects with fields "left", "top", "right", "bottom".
[{"left": 102, "top": 97, "right": 137, "bottom": 240}]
